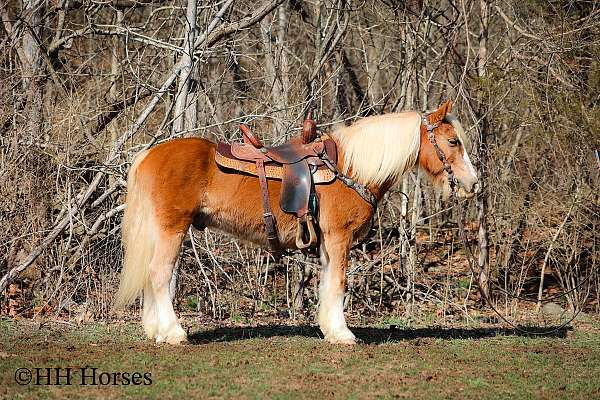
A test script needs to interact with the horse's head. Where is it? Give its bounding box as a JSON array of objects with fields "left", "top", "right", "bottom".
[{"left": 419, "top": 100, "right": 479, "bottom": 199}]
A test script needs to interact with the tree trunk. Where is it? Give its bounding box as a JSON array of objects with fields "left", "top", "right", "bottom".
[
  {"left": 400, "top": 23, "right": 417, "bottom": 316},
  {"left": 172, "top": 0, "right": 198, "bottom": 135},
  {"left": 476, "top": 0, "right": 491, "bottom": 299},
  {"left": 108, "top": 9, "right": 124, "bottom": 186},
  {"left": 21, "top": 0, "right": 44, "bottom": 141},
  {"left": 260, "top": 3, "right": 289, "bottom": 138},
  {"left": 170, "top": 0, "right": 198, "bottom": 299}
]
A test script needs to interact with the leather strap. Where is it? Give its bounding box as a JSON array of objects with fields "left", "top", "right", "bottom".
[
  {"left": 240, "top": 124, "right": 263, "bottom": 148},
  {"left": 256, "top": 159, "right": 281, "bottom": 253},
  {"left": 422, "top": 115, "right": 457, "bottom": 190},
  {"left": 319, "top": 151, "right": 378, "bottom": 210}
]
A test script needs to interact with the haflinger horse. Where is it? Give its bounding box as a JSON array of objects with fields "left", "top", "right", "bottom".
[{"left": 114, "top": 100, "right": 478, "bottom": 345}]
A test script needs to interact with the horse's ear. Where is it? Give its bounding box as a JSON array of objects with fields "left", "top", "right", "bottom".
[{"left": 429, "top": 100, "right": 453, "bottom": 124}]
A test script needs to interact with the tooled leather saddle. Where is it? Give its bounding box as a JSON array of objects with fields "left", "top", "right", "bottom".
[{"left": 214, "top": 111, "right": 338, "bottom": 252}]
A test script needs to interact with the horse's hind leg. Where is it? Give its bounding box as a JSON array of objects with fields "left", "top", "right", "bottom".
[
  {"left": 148, "top": 228, "right": 187, "bottom": 344},
  {"left": 142, "top": 282, "right": 158, "bottom": 339}
]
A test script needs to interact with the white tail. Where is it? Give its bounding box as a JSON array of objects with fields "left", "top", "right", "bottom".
[{"left": 114, "top": 150, "right": 154, "bottom": 309}]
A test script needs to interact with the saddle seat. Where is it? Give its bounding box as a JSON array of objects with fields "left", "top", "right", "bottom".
[
  {"left": 214, "top": 112, "right": 338, "bottom": 251},
  {"left": 215, "top": 137, "right": 337, "bottom": 184}
]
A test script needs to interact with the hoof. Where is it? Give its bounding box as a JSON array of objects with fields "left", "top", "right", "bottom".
[
  {"left": 325, "top": 329, "right": 357, "bottom": 345},
  {"left": 143, "top": 324, "right": 158, "bottom": 340},
  {"left": 326, "top": 337, "right": 357, "bottom": 345},
  {"left": 164, "top": 333, "right": 188, "bottom": 345},
  {"left": 156, "top": 325, "right": 188, "bottom": 345}
]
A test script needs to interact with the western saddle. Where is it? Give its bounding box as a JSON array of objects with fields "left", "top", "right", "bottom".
[{"left": 214, "top": 111, "right": 339, "bottom": 252}]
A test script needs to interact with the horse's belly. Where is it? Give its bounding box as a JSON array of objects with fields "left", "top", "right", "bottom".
[{"left": 198, "top": 172, "right": 298, "bottom": 248}]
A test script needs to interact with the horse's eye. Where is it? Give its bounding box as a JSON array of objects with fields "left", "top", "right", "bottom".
[{"left": 448, "top": 138, "right": 460, "bottom": 146}]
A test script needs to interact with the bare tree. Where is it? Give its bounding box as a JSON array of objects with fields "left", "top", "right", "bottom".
[{"left": 0, "top": 0, "right": 597, "bottom": 323}]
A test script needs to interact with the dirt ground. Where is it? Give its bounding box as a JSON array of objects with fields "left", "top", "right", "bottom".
[{"left": 1, "top": 317, "right": 599, "bottom": 399}]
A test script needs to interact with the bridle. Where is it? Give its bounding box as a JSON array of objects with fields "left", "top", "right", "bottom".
[{"left": 422, "top": 114, "right": 459, "bottom": 192}]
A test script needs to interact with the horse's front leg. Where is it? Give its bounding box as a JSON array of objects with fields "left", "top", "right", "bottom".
[{"left": 318, "top": 234, "right": 356, "bottom": 344}]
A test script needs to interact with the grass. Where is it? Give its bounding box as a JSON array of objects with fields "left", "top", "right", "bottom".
[{"left": 1, "top": 317, "right": 599, "bottom": 399}]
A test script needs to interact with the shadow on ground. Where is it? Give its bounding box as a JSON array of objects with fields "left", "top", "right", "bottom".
[{"left": 189, "top": 324, "right": 569, "bottom": 345}]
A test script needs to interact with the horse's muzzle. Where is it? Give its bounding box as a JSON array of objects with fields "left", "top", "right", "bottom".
[{"left": 457, "top": 182, "right": 479, "bottom": 199}]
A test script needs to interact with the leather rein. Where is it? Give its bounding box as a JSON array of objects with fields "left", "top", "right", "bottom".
[
  {"left": 422, "top": 112, "right": 584, "bottom": 335},
  {"left": 319, "top": 150, "right": 378, "bottom": 210},
  {"left": 422, "top": 112, "right": 493, "bottom": 305}
]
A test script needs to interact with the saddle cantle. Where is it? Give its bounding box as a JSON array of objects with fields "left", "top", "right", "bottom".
[{"left": 214, "top": 111, "right": 338, "bottom": 252}]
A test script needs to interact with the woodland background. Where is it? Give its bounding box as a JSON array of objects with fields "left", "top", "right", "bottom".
[{"left": 0, "top": 0, "right": 598, "bottom": 326}]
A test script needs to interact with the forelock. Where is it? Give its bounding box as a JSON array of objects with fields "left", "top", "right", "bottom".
[{"left": 444, "top": 114, "right": 469, "bottom": 147}]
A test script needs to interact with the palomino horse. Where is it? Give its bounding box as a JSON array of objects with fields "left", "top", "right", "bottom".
[{"left": 114, "top": 100, "right": 478, "bottom": 344}]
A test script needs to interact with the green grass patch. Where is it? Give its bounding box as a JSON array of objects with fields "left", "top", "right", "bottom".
[{"left": 1, "top": 317, "right": 599, "bottom": 399}]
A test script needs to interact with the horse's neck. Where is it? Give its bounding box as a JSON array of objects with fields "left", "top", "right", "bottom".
[{"left": 332, "top": 136, "right": 395, "bottom": 203}]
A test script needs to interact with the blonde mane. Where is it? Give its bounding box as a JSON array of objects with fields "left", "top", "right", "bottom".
[{"left": 331, "top": 111, "right": 422, "bottom": 187}]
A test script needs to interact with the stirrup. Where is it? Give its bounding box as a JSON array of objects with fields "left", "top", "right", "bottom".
[{"left": 295, "top": 215, "right": 317, "bottom": 249}]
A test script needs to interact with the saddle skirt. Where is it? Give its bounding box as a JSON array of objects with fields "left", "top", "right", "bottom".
[{"left": 214, "top": 135, "right": 338, "bottom": 184}]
